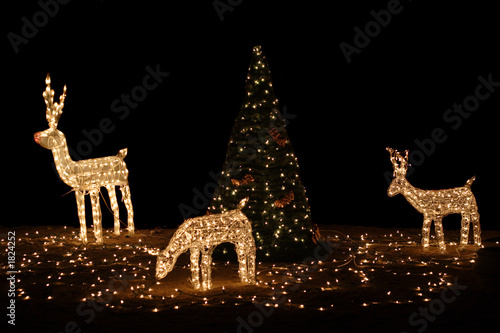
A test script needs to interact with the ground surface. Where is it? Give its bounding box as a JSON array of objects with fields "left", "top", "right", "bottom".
[{"left": 1, "top": 224, "right": 500, "bottom": 332}]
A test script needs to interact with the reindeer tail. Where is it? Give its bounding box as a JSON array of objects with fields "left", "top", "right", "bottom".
[
  {"left": 237, "top": 197, "right": 249, "bottom": 209},
  {"left": 465, "top": 176, "right": 476, "bottom": 188},
  {"left": 117, "top": 148, "right": 128, "bottom": 160}
]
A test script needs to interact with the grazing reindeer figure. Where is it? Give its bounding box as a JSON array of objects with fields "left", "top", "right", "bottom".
[
  {"left": 156, "top": 198, "right": 256, "bottom": 291},
  {"left": 386, "top": 147, "right": 480, "bottom": 252},
  {"left": 34, "top": 74, "right": 134, "bottom": 245}
]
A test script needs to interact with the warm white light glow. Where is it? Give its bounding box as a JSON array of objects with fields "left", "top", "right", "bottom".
[
  {"left": 156, "top": 198, "right": 256, "bottom": 291},
  {"left": 34, "top": 74, "right": 134, "bottom": 245},
  {"left": 386, "top": 147, "right": 481, "bottom": 252}
]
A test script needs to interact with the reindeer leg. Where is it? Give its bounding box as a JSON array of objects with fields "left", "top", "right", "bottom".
[
  {"left": 434, "top": 216, "right": 446, "bottom": 253},
  {"left": 201, "top": 247, "right": 214, "bottom": 291},
  {"left": 247, "top": 241, "right": 256, "bottom": 284},
  {"left": 106, "top": 185, "right": 120, "bottom": 236},
  {"left": 421, "top": 215, "right": 432, "bottom": 251},
  {"left": 190, "top": 248, "right": 201, "bottom": 290},
  {"left": 235, "top": 243, "right": 248, "bottom": 283},
  {"left": 120, "top": 185, "right": 134, "bottom": 235},
  {"left": 75, "top": 190, "right": 87, "bottom": 245},
  {"left": 90, "top": 190, "right": 103, "bottom": 245},
  {"left": 207, "top": 247, "right": 214, "bottom": 289},
  {"left": 459, "top": 213, "right": 471, "bottom": 248},
  {"left": 235, "top": 243, "right": 243, "bottom": 281},
  {"left": 472, "top": 211, "right": 481, "bottom": 247},
  {"left": 238, "top": 240, "right": 256, "bottom": 284}
]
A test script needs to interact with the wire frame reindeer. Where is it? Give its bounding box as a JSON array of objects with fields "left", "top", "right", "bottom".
[
  {"left": 386, "top": 147, "right": 481, "bottom": 252},
  {"left": 156, "top": 198, "right": 256, "bottom": 291},
  {"left": 34, "top": 74, "right": 134, "bottom": 245}
]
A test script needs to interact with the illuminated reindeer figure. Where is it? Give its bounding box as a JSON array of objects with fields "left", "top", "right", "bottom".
[
  {"left": 386, "top": 147, "right": 480, "bottom": 252},
  {"left": 156, "top": 198, "right": 256, "bottom": 291},
  {"left": 34, "top": 74, "right": 134, "bottom": 245}
]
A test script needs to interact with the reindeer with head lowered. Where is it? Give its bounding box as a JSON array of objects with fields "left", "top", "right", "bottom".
[
  {"left": 386, "top": 147, "right": 480, "bottom": 252},
  {"left": 34, "top": 74, "right": 134, "bottom": 245},
  {"left": 156, "top": 198, "right": 256, "bottom": 291}
]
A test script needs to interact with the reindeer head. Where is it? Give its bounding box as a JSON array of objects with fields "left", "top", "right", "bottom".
[
  {"left": 386, "top": 147, "right": 409, "bottom": 197},
  {"left": 156, "top": 252, "right": 176, "bottom": 280},
  {"left": 34, "top": 74, "right": 67, "bottom": 150}
]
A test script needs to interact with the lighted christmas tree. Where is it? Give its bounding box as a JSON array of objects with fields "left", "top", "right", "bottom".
[{"left": 208, "top": 45, "right": 316, "bottom": 261}]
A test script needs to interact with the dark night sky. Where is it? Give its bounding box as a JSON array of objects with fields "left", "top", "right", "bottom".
[{"left": 4, "top": 1, "right": 499, "bottom": 231}]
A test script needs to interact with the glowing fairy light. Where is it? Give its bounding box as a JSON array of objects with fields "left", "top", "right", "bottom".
[
  {"left": 34, "top": 74, "right": 135, "bottom": 245},
  {"left": 386, "top": 147, "right": 481, "bottom": 252},
  {"left": 156, "top": 198, "right": 256, "bottom": 291}
]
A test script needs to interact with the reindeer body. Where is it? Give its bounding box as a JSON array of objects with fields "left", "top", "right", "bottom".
[
  {"left": 34, "top": 75, "right": 134, "bottom": 245},
  {"left": 156, "top": 198, "right": 256, "bottom": 290},
  {"left": 386, "top": 148, "right": 480, "bottom": 252}
]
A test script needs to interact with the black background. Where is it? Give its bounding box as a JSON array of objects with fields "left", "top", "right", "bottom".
[{"left": 4, "top": 0, "right": 499, "bottom": 231}]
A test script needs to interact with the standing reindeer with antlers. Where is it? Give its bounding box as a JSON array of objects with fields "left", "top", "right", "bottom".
[
  {"left": 34, "top": 74, "right": 134, "bottom": 245},
  {"left": 386, "top": 147, "right": 480, "bottom": 252}
]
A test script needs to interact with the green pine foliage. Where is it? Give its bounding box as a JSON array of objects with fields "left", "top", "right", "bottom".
[{"left": 208, "top": 45, "right": 315, "bottom": 261}]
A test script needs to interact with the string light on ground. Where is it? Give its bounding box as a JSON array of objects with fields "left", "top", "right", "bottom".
[{"left": 7, "top": 221, "right": 492, "bottom": 324}]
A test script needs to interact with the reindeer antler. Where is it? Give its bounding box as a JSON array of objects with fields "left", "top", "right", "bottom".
[
  {"left": 43, "top": 74, "right": 67, "bottom": 129},
  {"left": 386, "top": 147, "right": 396, "bottom": 165},
  {"left": 386, "top": 147, "right": 409, "bottom": 177}
]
